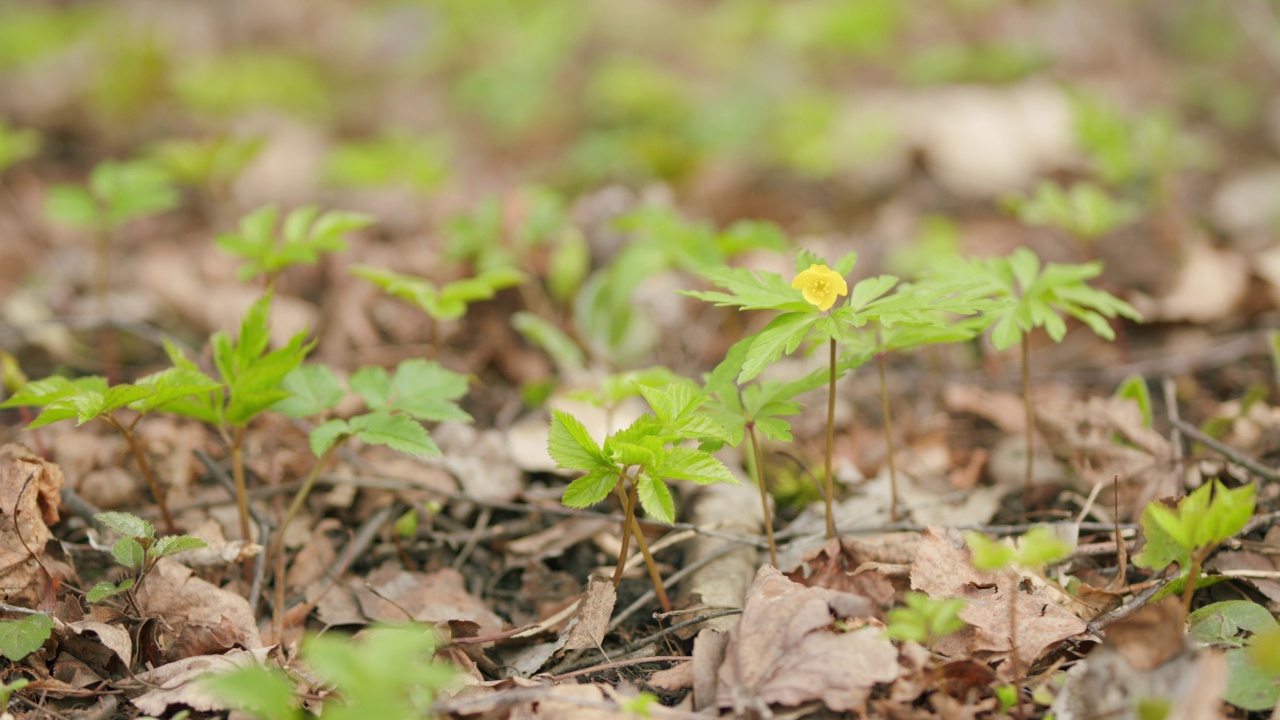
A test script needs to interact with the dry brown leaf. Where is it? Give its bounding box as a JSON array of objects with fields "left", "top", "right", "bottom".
[
  {"left": 561, "top": 576, "right": 615, "bottom": 651},
  {"left": 130, "top": 647, "right": 277, "bottom": 716},
  {"left": 1103, "top": 597, "right": 1187, "bottom": 671},
  {"left": 354, "top": 564, "right": 504, "bottom": 635},
  {"left": 506, "top": 517, "right": 612, "bottom": 559},
  {"left": 284, "top": 518, "right": 340, "bottom": 588},
  {"left": 0, "top": 444, "right": 65, "bottom": 606},
  {"left": 1050, "top": 643, "right": 1223, "bottom": 720},
  {"left": 943, "top": 385, "right": 1029, "bottom": 434},
  {"left": 62, "top": 620, "right": 132, "bottom": 669},
  {"left": 647, "top": 659, "right": 694, "bottom": 692},
  {"left": 435, "top": 422, "right": 524, "bottom": 503},
  {"left": 135, "top": 558, "right": 261, "bottom": 649},
  {"left": 716, "top": 567, "right": 898, "bottom": 715},
  {"left": 683, "top": 477, "right": 761, "bottom": 633},
  {"left": 784, "top": 537, "right": 897, "bottom": 617},
  {"left": 693, "top": 629, "right": 729, "bottom": 712},
  {"left": 910, "top": 527, "right": 1086, "bottom": 675}
]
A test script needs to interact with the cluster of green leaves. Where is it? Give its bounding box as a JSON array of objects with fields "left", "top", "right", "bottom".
[
  {"left": 325, "top": 131, "right": 451, "bottom": 195},
  {"left": 885, "top": 592, "right": 968, "bottom": 646},
  {"left": 1005, "top": 181, "right": 1141, "bottom": 241},
  {"left": 205, "top": 625, "right": 458, "bottom": 720},
  {"left": 549, "top": 381, "right": 737, "bottom": 525},
  {"left": 147, "top": 135, "right": 264, "bottom": 193},
  {"left": 966, "top": 526, "right": 1073, "bottom": 571},
  {"left": 86, "top": 511, "right": 207, "bottom": 605},
  {"left": 0, "top": 120, "right": 40, "bottom": 174},
  {"left": 217, "top": 204, "right": 375, "bottom": 284},
  {"left": 45, "top": 158, "right": 178, "bottom": 231},
  {"left": 275, "top": 359, "right": 469, "bottom": 459},
  {"left": 353, "top": 264, "right": 525, "bottom": 324}
]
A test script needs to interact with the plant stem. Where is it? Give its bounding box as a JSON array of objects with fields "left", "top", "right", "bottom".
[
  {"left": 1008, "top": 581, "right": 1024, "bottom": 720},
  {"left": 824, "top": 337, "right": 837, "bottom": 540},
  {"left": 107, "top": 416, "right": 176, "bottom": 534},
  {"left": 877, "top": 353, "right": 900, "bottom": 522},
  {"left": 94, "top": 226, "right": 120, "bottom": 384},
  {"left": 1020, "top": 334, "right": 1034, "bottom": 509},
  {"left": 611, "top": 481, "right": 634, "bottom": 588},
  {"left": 1180, "top": 547, "right": 1207, "bottom": 621},
  {"left": 230, "top": 424, "right": 251, "bottom": 543},
  {"left": 745, "top": 423, "right": 777, "bottom": 567},
  {"left": 625, "top": 481, "right": 672, "bottom": 613},
  {"left": 269, "top": 440, "right": 342, "bottom": 642}
]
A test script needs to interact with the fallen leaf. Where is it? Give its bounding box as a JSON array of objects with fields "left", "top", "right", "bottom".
[
  {"left": 63, "top": 620, "right": 132, "bottom": 669},
  {"left": 129, "top": 646, "right": 277, "bottom": 716},
  {"left": 561, "top": 576, "right": 615, "bottom": 651},
  {"left": 354, "top": 564, "right": 504, "bottom": 635},
  {"left": 716, "top": 567, "right": 898, "bottom": 715},
  {"left": 1104, "top": 597, "right": 1188, "bottom": 671},
  {"left": 784, "top": 537, "right": 897, "bottom": 617},
  {"left": 135, "top": 558, "right": 261, "bottom": 650},
  {"left": 0, "top": 444, "right": 65, "bottom": 606}
]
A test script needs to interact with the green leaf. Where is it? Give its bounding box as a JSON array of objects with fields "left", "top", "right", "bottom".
[
  {"left": 1015, "top": 526, "right": 1073, "bottom": 567},
  {"left": 89, "top": 160, "right": 178, "bottom": 229},
  {"left": 0, "top": 614, "right": 53, "bottom": 661},
  {"left": 548, "top": 409, "right": 612, "bottom": 472},
  {"left": 1115, "top": 375, "right": 1152, "bottom": 427},
  {"left": 1134, "top": 499, "right": 1191, "bottom": 572},
  {"left": 965, "top": 531, "right": 1016, "bottom": 570},
  {"left": 45, "top": 185, "right": 100, "bottom": 228},
  {"left": 739, "top": 312, "right": 821, "bottom": 382},
  {"left": 71, "top": 384, "right": 154, "bottom": 424},
  {"left": 203, "top": 665, "right": 302, "bottom": 720},
  {"left": 309, "top": 418, "right": 352, "bottom": 456},
  {"left": 562, "top": 468, "right": 617, "bottom": 508},
  {"left": 681, "top": 266, "right": 811, "bottom": 312},
  {"left": 511, "top": 311, "right": 585, "bottom": 377},
  {"left": 86, "top": 579, "right": 133, "bottom": 604},
  {"left": 388, "top": 360, "right": 470, "bottom": 422},
  {"left": 348, "top": 366, "right": 392, "bottom": 408},
  {"left": 112, "top": 537, "right": 145, "bottom": 569},
  {"left": 218, "top": 205, "right": 374, "bottom": 281},
  {"left": 273, "top": 365, "right": 345, "bottom": 417},
  {"left": 96, "top": 511, "right": 155, "bottom": 539},
  {"left": 131, "top": 367, "right": 222, "bottom": 415},
  {"left": 654, "top": 447, "right": 738, "bottom": 486},
  {"left": 636, "top": 473, "right": 675, "bottom": 524},
  {"left": 151, "top": 535, "right": 208, "bottom": 560},
  {"left": 349, "top": 412, "right": 440, "bottom": 457}
]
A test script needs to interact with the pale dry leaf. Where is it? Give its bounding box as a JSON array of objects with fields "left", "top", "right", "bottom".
[
  {"left": 910, "top": 527, "right": 1086, "bottom": 675},
  {"left": 130, "top": 647, "right": 277, "bottom": 716},
  {"left": 284, "top": 518, "right": 340, "bottom": 588},
  {"left": 561, "top": 576, "right": 615, "bottom": 651},
  {"left": 1050, "top": 644, "right": 1222, "bottom": 720},
  {"left": 435, "top": 422, "right": 524, "bottom": 503},
  {"left": 353, "top": 564, "right": 504, "bottom": 635},
  {"left": 63, "top": 620, "right": 132, "bottom": 669},
  {"left": 0, "top": 444, "right": 64, "bottom": 606},
  {"left": 647, "top": 659, "right": 694, "bottom": 692},
  {"left": 506, "top": 517, "right": 612, "bottom": 559},
  {"left": 683, "top": 477, "right": 761, "bottom": 632},
  {"left": 693, "top": 629, "right": 729, "bottom": 712},
  {"left": 716, "top": 567, "right": 898, "bottom": 715},
  {"left": 1132, "top": 239, "right": 1248, "bottom": 324},
  {"left": 1102, "top": 597, "right": 1187, "bottom": 671},
  {"left": 135, "top": 558, "right": 262, "bottom": 649}
]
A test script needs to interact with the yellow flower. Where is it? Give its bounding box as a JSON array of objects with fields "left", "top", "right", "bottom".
[{"left": 790, "top": 264, "right": 847, "bottom": 312}]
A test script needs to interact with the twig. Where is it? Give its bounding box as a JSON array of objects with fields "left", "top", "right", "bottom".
[
  {"left": 1169, "top": 417, "right": 1280, "bottom": 484},
  {"left": 196, "top": 449, "right": 271, "bottom": 607},
  {"left": 553, "top": 609, "right": 742, "bottom": 676},
  {"left": 1086, "top": 575, "right": 1174, "bottom": 635},
  {"left": 550, "top": 655, "right": 688, "bottom": 682},
  {"left": 451, "top": 506, "right": 492, "bottom": 571},
  {"left": 433, "top": 685, "right": 709, "bottom": 720},
  {"left": 609, "top": 541, "right": 743, "bottom": 632}
]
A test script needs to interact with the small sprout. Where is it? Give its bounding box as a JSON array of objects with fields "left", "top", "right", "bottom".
[
  {"left": 0, "top": 120, "right": 40, "bottom": 174},
  {"left": 218, "top": 204, "right": 375, "bottom": 285},
  {"left": 88, "top": 511, "right": 206, "bottom": 613},
  {"left": 885, "top": 592, "right": 968, "bottom": 646},
  {"left": 966, "top": 526, "right": 1073, "bottom": 571},
  {"left": 1005, "top": 181, "right": 1140, "bottom": 241},
  {"left": 791, "top": 263, "right": 848, "bottom": 312}
]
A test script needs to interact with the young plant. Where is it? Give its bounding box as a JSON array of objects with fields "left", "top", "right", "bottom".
[
  {"left": 163, "top": 293, "right": 313, "bottom": 543},
  {"left": 548, "top": 381, "right": 737, "bottom": 611},
  {"left": 966, "top": 526, "right": 1073, "bottom": 714},
  {"left": 1, "top": 367, "right": 221, "bottom": 533},
  {"left": 268, "top": 359, "right": 469, "bottom": 638},
  {"left": 205, "top": 624, "right": 458, "bottom": 720},
  {"left": 86, "top": 511, "right": 207, "bottom": 614},
  {"left": 147, "top": 135, "right": 264, "bottom": 213},
  {"left": 45, "top": 158, "right": 178, "bottom": 373},
  {"left": 0, "top": 120, "right": 39, "bottom": 175},
  {"left": 963, "top": 247, "right": 1141, "bottom": 500},
  {"left": 1005, "top": 180, "right": 1140, "bottom": 244},
  {"left": 353, "top": 264, "right": 524, "bottom": 358},
  {"left": 324, "top": 130, "right": 451, "bottom": 197},
  {"left": 885, "top": 592, "right": 968, "bottom": 647},
  {"left": 684, "top": 251, "right": 944, "bottom": 539},
  {"left": 1133, "top": 479, "right": 1257, "bottom": 619},
  {"left": 218, "top": 204, "right": 375, "bottom": 288}
]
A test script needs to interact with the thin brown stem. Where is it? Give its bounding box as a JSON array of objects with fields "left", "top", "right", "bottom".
[
  {"left": 877, "top": 354, "right": 900, "bottom": 522},
  {"left": 824, "top": 338, "right": 838, "bottom": 539},
  {"left": 746, "top": 423, "right": 777, "bottom": 567},
  {"left": 270, "top": 440, "right": 342, "bottom": 642},
  {"left": 1180, "top": 547, "right": 1207, "bottom": 622},
  {"left": 626, "top": 481, "right": 672, "bottom": 613},
  {"left": 611, "top": 481, "right": 634, "bottom": 587},
  {"left": 1021, "top": 334, "right": 1034, "bottom": 509},
  {"left": 107, "top": 416, "right": 176, "bottom": 534},
  {"left": 230, "top": 424, "right": 251, "bottom": 543}
]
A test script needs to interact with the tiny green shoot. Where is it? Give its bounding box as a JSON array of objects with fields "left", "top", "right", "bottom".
[
  {"left": 218, "top": 204, "right": 375, "bottom": 287},
  {"left": 87, "top": 511, "right": 207, "bottom": 615}
]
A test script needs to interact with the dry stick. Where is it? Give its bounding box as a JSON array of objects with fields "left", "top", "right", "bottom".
[
  {"left": 1162, "top": 377, "right": 1185, "bottom": 485},
  {"left": 1021, "top": 334, "right": 1034, "bottom": 509},
  {"left": 877, "top": 353, "right": 900, "bottom": 522},
  {"left": 1087, "top": 575, "right": 1175, "bottom": 635},
  {"left": 450, "top": 505, "right": 492, "bottom": 571},
  {"left": 745, "top": 423, "right": 777, "bottom": 566},
  {"left": 625, "top": 481, "right": 673, "bottom": 613},
  {"left": 93, "top": 226, "right": 120, "bottom": 386},
  {"left": 553, "top": 608, "right": 744, "bottom": 676},
  {"left": 195, "top": 449, "right": 270, "bottom": 609},
  {"left": 1169, "top": 417, "right": 1280, "bottom": 484},
  {"left": 823, "top": 337, "right": 838, "bottom": 539},
  {"left": 104, "top": 416, "right": 177, "bottom": 535},
  {"left": 551, "top": 655, "right": 688, "bottom": 682},
  {"left": 269, "top": 441, "right": 342, "bottom": 640},
  {"left": 608, "top": 540, "right": 742, "bottom": 632}
]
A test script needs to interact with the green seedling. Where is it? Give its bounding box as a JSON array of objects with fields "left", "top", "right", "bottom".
[
  {"left": 147, "top": 135, "right": 264, "bottom": 211},
  {"left": 1005, "top": 181, "right": 1141, "bottom": 243},
  {"left": 967, "top": 526, "right": 1072, "bottom": 715},
  {"left": 684, "top": 250, "right": 947, "bottom": 539},
  {"left": 205, "top": 624, "right": 458, "bottom": 720},
  {"left": 0, "top": 615, "right": 53, "bottom": 662},
  {"left": 1187, "top": 601, "right": 1280, "bottom": 711},
  {"left": 963, "top": 247, "right": 1141, "bottom": 500},
  {"left": 267, "top": 359, "right": 468, "bottom": 638},
  {"left": 1133, "top": 479, "right": 1256, "bottom": 618},
  {"left": 218, "top": 204, "right": 375, "bottom": 287},
  {"left": 549, "top": 381, "right": 736, "bottom": 611},
  {"left": 1, "top": 366, "right": 222, "bottom": 533},
  {"left": 1269, "top": 330, "right": 1280, "bottom": 391},
  {"left": 45, "top": 158, "right": 178, "bottom": 373},
  {"left": 325, "top": 130, "right": 450, "bottom": 197},
  {"left": 163, "top": 293, "right": 313, "bottom": 544},
  {"left": 173, "top": 51, "right": 332, "bottom": 122},
  {"left": 1115, "top": 374, "right": 1154, "bottom": 428},
  {"left": 885, "top": 592, "right": 968, "bottom": 647},
  {"left": 0, "top": 120, "right": 39, "bottom": 174},
  {"left": 700, "top": 337, "right": 828, "bottom": 565},
  {"left": 353, "top": 264, "right": 524, "bottom": 358},
  {"left": 0, "top": 4, "right": 99, "bottom": 70},
  {"left": 86, "top": 511, "right": 207, "bottom": 615}
]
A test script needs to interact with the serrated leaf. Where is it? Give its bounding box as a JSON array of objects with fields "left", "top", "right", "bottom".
[
  {"left": 349, "top": 366, "right": 392, "bottom": 408},
  {"left": 86, "top": 579, "right": 133, "bottom": 604},
  {"left": 548, "top": 409, "right": 612, "bottom": 471},
  {"left": 112, "top": 537, "right": 145, "bottom": 569},
  {"left": 636, "top": 474, "right": 675, "bottom": 525},
  {"left": 562, "top": 468, "right": 617, "bottom": 508},
  {"left": 0, "top": 614, "right": 53, "bottom": 661},
  {"left": 349, "top": 411, "right": 440, "bottom": 457},
  {"left": 739, "top": 312, "right": 820, "bottom": 382},
  {"left": 151, "top": 534, "right": 208, "bottom": 560},
  {"left": 1133, "top": 500, "right": 1190, "bottom": 571},
  {"left": 388, "top": 359, "right": 470, "bottom": 421},
  {"left": 96, "top": 511, "right": 155, "bottom": 539},
  {"left": 72, "top": 384, "right": 154, "bottom": 424},
  {"left": 308, "top": 418, "right": 352, "bottom": 456},
  {"left": 681, "top": 266, "right": 811, "bottom": 312},
  {"left": 0, "top": 375, "right": 82, "bottom": 409},
  {"left": 273, "top": 364, "right": 344, "bottom": 417},
  {"left": 655, "top": 447, "right": 738, "bottom": 486},
  {"left": 965, "top": 531, "right": 1016, "bottom": 570},
  {"left": 131, "top": 367, "right": 222, "bottom": 415}
]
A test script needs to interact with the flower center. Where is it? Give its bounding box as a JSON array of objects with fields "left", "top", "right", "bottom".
[{"left": 813, "top": 280, "right": 828, "bottom": 293}]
